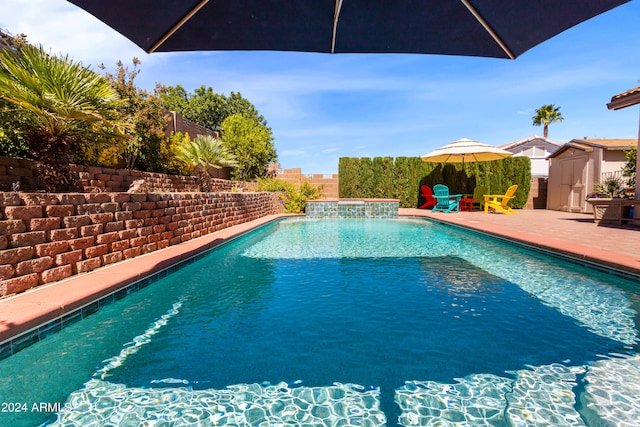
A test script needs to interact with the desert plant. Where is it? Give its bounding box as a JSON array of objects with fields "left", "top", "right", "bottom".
[
  {"left": 173, "top": 134, "right": 238, "bottom": 191},
  {"left": 532, "top": 104, "right": 564, "bottom": 138},
  {"left": 589, "top": 176, "right": 625, "bottom": 199},
  {"left": 0, "top": 43, "right": 125, "bottom": 190}
]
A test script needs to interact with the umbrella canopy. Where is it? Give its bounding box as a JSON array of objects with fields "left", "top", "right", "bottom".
[
  {"left": 67, "top": 0, "right": 628, "bottom": 59},
  {"left": 421, "top": 138, "right": 512, "bottom": 163}
]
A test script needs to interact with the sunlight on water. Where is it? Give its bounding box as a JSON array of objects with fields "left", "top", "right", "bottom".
[
  {"left": 1, "top": 217, "right": 638, "bottom": 427},
  {"left": 244, "top": 218, "right": 638, "bottom": 346}
]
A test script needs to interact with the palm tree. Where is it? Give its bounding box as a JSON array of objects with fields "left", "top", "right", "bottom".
[
  {"left": 0, "top": 43, "right": 125, "bottom": 191},
  {"left": 532, "top": 104, "right": 564, "bottom": 138},
  {"left": 173, "top": 134, "right": 239, "bottom": 191}
]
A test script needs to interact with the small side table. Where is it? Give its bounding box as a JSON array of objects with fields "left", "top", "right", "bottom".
[{"left": 460, "top": 198, "right": 474, "bottom": 212}]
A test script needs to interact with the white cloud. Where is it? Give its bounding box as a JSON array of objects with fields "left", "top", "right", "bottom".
[
  {"left": 2, "top": 0, "right": 151, "bottom": 68},
  {"left": 2, "top": 0, "right": 638, "bottom": 175}
]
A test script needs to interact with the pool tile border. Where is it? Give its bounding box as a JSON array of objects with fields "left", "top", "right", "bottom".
[
  {"left": 0, "top": 252, "right": 184, "bottom": 360},
  {"left": 0, "top": 214, "right": 296, "bottom": 359},
  {"left": 306, "top": 198, "right": 400, "bottom": 218}
]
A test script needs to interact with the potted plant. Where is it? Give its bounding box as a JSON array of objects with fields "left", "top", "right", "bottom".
[
  {"left": 586, "top": 176, "right": 630, "bottom": 222},
  {"left": 588, "top": 176, "right": 625, "bottom": 199}
]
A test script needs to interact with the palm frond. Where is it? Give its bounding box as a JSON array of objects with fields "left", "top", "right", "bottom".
[{"left": 173, "top": 135, "right": 238, "bottom": 169}]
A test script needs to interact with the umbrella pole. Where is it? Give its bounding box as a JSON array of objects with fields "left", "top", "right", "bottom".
[{"left": 462, "top": 157, "right": 466, "bottom": 195}]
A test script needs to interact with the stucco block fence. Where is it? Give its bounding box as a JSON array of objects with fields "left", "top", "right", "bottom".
[{"left": 0, "top": 191, "right": 284, "bottom": 298}]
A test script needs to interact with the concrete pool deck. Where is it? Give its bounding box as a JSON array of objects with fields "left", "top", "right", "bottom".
[{"left": 1, "top": 209, "right": 639, "bottom": 346}]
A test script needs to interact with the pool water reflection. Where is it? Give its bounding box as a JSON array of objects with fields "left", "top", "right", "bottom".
[{"left": 0, "top": 218, "right": 638, "bottom": 426}]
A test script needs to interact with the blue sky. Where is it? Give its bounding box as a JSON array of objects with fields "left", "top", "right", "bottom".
[{"left": 2, "top": 0, "right": 639, "bottom": 174}]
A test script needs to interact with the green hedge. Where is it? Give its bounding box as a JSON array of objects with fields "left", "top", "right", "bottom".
[{"left": 338, "top": 156, "right": 531, "bottom": 209}]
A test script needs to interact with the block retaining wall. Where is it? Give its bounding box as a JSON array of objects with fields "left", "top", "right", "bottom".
[
  {"left": 71, "top": 164, "right": 250, "bottom": 193},
  {"left": 0, "top": 156, "right": 254, "bottom": 193},
  {"left": 0, "top": 191, "right": 283, "bottom": 298}
]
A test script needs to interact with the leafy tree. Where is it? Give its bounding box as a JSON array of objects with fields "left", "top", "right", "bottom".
[
  {"left": 223, "top": 91, "right": 267, "bottom": 128},
  {"left": 0, "top": 105, "right": 30, "bottom": 157},
  {"left": 532, "top": 104, "right": 564, "bottom": 138},
  {"left": 338, "top": 156, "right": 531, "bottom": 208},
  {"left": 147, "top": 131, "right": 193, "bottom": 176},
  {"left": 173, "top": 134, "right": 238, "bottom": 191},
  {"left": 155, "top": 84, "right": 190, "bottom": 116},
  {"left": 158, "top": 84, "right": 275, "bottom": 181},
  {"left": 372, "top": 156, "right": 394, "bottom": 198},
  {"left": 623, "top": 147, "right": 637, "bottom": 192},
  {"left": 358, "top": 158, "right": 375, "bottom": 198},
  {"left": 158, "top": 84, "right": 268, "bottom": 131},
  {"left": 100, "top": 59, "right": 167, "bottom": 170},
  {"left": 220, "top": 113, "right": 277, "bottom": 180},
  {"left": 0, "top": 43, "right": 125, "bottom": 191}
]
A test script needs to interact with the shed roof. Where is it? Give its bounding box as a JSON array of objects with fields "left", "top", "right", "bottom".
[
  {"left": 547, "top": 138, "right": 636, "bottom": 159},
  {"left": 607, "top": 86, "right": 640, "bottom": 110}
]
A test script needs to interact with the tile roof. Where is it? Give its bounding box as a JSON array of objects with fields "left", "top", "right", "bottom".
[
  {"left": 607, "top": 86, "right": 640, "bottom": 110},
  {"left": 575, "top": 138, "right": 637, "bottom": 148},
  {"left": 547, "top": 139, "right": 636, "bottom": 158}
]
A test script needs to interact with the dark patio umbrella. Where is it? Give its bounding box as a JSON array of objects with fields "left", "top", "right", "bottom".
[{"left": 67, "top": 0, "right": 628, "bottom": 59}]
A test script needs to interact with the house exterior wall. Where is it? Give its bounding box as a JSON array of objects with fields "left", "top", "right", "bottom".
[
  {"left": 501, "top": 137, "right": 561, "bottom": 178},
  {"left": 601, "top": 150, "right": 628, "bottom": 172},
  {"left": 509, "top": 142, "right": 555, "bottom": 177}
]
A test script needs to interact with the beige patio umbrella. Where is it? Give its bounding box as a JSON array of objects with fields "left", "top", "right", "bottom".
[
  {"left": 420, "top": 138, "right": 512, "bottom": 163},
  {"left": 421, "top": 137, "right": 512, "bottom": 195}
]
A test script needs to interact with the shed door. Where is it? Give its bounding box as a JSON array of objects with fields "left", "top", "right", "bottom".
[{"left": 559, "top": 157, "right": 587, "bottom": 212}]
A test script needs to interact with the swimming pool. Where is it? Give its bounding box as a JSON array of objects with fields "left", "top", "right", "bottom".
[{"left": 0, "top": 217, "right": 638, "bottom": 426}]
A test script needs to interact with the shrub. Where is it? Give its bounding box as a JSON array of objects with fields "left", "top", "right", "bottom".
[
  {"left": 257, "top": 177, "right": 323, "bottom": 213},
  {"left": 622, "top": 148, "right": 636, "bottom": 192}
]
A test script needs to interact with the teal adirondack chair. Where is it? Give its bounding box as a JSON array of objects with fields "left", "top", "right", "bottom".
[{"left": 431, "top": 184, "right": 462, "bottom": 213}]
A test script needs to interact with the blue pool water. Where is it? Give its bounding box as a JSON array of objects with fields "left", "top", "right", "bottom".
[{"left": 0, "top": 217, "right": 638, "bottom": 426}]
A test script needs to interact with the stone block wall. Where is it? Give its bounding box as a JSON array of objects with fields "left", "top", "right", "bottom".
[
  {"left": 72, "top": 165, "right": 200, "bottom": 193},
  {"left": 0, "top": 156, "right": 255, "bottom": 193},
  {"left": 0, "top": 157, "right": 39, "bottom": 192},
  {"left": 525, "top": 177, "right": 548, "bottom": 209},
  {"left": 72, "top": 164, "right": 250, "bottom": 193},
  {"left": 0, "top": 191, "right": 283, "bottom": 298}
]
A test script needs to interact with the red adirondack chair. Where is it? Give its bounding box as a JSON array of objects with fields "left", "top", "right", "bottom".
[{"left": 419, "top": 185, "right": 437, "bottom": 209}]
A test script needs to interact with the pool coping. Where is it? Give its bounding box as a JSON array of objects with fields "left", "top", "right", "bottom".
[
  {"left": 1, "top": 210, "right": 638, "bottom": 352},
  {"left": 0, "top": 214, "right": 299, "bottom": 347}
]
